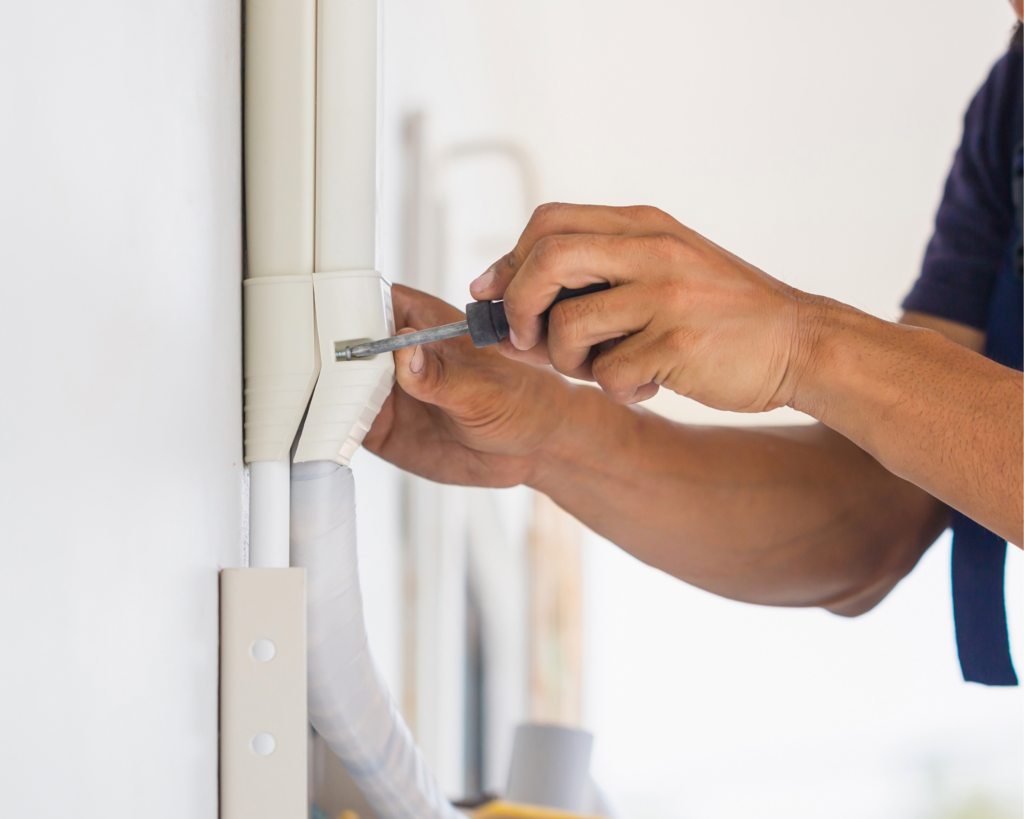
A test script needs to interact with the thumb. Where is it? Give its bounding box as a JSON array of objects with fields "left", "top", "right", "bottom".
[
  {"left": 469, "top": 251, "right": 518, "bottom": 301},
  {"left": 393, "top": 335, "right": 462, "bottom": 412}
]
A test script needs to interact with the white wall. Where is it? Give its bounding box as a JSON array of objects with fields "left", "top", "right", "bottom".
[{"left": 0, "top": 3, "right": 242, "bottom": 816}]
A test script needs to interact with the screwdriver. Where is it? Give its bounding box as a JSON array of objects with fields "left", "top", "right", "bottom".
[{"left": 337, "top": 283, "right": 611, "bottom": 361}]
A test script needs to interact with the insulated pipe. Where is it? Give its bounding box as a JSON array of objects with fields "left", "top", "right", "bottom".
[
  {"left": 243, "top": 0, "right": 317, "bottom": 568},
  {"left": 290, "top": 463, "right": 460, "bottom": 819}
]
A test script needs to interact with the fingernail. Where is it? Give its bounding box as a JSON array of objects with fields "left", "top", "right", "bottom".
[
  {"left": 409, "top": 346, "right": 424, "bottom": 374},
  {"left": 469, "top": 268, "right": 495, "bottom": 295},
  {"left": 509, "top": 327, "right": 522, "bottom": 350}
]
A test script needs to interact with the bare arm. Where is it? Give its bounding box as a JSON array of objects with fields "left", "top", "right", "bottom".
[
  {"left": 365, "top": 287, "right": 950, "bottom": 615},
  {"left": 532, "top": 386, "right": 947, "bottom": 614},
  {"left": 473, "top": 204, "right": 1023, "bottom": 546},
  {"left": 536, "top": 311, "right": 999, "bottom": 613},
  {"left": 797, "top": 305, "right": 1022, "bottom": 546}
]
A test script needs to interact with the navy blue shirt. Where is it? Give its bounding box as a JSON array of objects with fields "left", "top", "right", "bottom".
[
  {"left": 903, "top": 41, "right": 1022, "bottom": 332},
  {"left": 901, "top": 38, "right": 1022, "bottom": 686}
]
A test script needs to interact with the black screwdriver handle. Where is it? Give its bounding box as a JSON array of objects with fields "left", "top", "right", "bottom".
[{"left": 464, "top": 282, "right": 612, "bottom": 349}]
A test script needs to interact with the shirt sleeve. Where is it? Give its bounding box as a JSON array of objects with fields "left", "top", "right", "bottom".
[{"left": 902, "top": 48, "right": 1020, "bottom": 330}]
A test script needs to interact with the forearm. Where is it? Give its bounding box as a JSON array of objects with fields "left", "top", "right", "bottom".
[
  {"left": 794, "top": 301, "right": 1023, "bottom": 546},
  {"left": 373, "top": 285, "right": 959, "bottom": 610},
  {"left": 529, "top": 382, "right": 946, "bottom": 611}
]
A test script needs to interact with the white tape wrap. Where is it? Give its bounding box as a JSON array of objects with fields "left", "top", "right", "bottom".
[{"left": 290, "top": 461, "right": 460, "bottom": 819}]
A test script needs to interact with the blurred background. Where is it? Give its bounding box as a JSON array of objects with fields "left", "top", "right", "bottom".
[{"left": 345, "top": 1, "right": 1023, "bottom": 817}]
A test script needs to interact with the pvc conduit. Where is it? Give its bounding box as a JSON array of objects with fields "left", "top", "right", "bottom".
[{"left": 248, "top": 461, "right": 291, "bottom": 568}]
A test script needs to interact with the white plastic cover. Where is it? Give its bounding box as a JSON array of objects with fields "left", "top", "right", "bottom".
[
  {"left": 243, "top": 274, "right": 320, "bottom": 463},
  {"left": 293, "top": 271, "right": 396, "bottom": 466}
]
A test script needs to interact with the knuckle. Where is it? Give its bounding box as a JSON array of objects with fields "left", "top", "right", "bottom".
[
  {"left": 658, "top": 274, "right": 690, "bottom": 308},
  {"left": 531, "top": 201, "right": 569, "bottom": 229},
  {"left": 592, "top": 348, "right": 630, "bottom": 393},
  {"left": 513, "top": 203, "right": 568, "bottom": 267},
  {"left": 547, "top": 298, "right": 588, "bottom": 345},
  {"left": 547, "top": 346, "right": 580, "bottom": 376},
  {"left": 501, "top": 296, "right": 526, "bottom": 327},
  {"left": 531, "top": 234, "right": 565, "bottom": 271},
  {"left": 644, "top": 232, "right": 688, "bottom": 262},
  {"left": 504, "top": 245, "right": 524, "bottom": 271},
  {"left": 663, "top": 327, "right": 691, "bottom": 356},
  {"left": 622, "top": 205, "right": 670, "bottom": 229}
]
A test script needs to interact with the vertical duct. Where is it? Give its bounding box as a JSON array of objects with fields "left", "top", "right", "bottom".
[
  {"left": 243, "top": 0, "right": 318, "bottom": 568},
  {"left": 314, "top": 0, "right": 380, "bottom": 272},
  {"left": 293, "top": 0, "right": 395, "bottom": 466}
]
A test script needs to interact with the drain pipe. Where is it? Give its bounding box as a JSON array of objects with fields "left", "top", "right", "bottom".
[{"left": 291, "top": 461, "right": 459, "bottom": 818}]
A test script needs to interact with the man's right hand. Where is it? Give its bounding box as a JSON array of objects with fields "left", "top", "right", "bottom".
[{"left": 362, "top": 284, "right": 569, "bottom": 488}]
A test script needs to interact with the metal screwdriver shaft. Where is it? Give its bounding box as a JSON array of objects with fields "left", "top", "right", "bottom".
[
  {"left": 336, "top": 283, "right": 612, "bottom": 362},
  {"left": 339, "top": 320, "right": 470, "bottom": 360}
]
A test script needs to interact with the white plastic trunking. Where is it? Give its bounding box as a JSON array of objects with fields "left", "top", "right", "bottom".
[{"left": 222, "top": 1, "right": 392, "bottom": 817}]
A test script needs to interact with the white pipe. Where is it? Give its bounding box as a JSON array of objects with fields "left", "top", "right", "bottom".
[
  {"left": 290, "top": 462, "right": 460, "bottom": 819},
  {"left": 248, "top": 461, "right": 291, "bottom": 568}
]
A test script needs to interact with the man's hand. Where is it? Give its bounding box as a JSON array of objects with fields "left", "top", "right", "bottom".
[
  {"left": 470, "top": 203, "right": 824, "bottom": 411},
  {"left": 363, "top": 285, "right": 569, "bottom": 488},
  {"left": 362, "top": 285, "right": 950, "bottom": 609},
  {"left": 467, "top": 202, "right": 1020, "bottom": 542}
]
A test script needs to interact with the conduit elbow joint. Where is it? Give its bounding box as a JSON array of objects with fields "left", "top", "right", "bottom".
[
  {"left": 243, "top": 274, "right": 320, "bottom": 464},
  {"left": 243, "top": 270, "right": 394, "bottom": 468},
  {"left": 294, "top": 269, "right": 395, "bottom": 466}
]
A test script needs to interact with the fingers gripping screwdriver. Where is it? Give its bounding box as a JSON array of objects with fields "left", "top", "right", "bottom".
[{"left": 337, "top": 283, "right": 611, "bottom": 361}]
